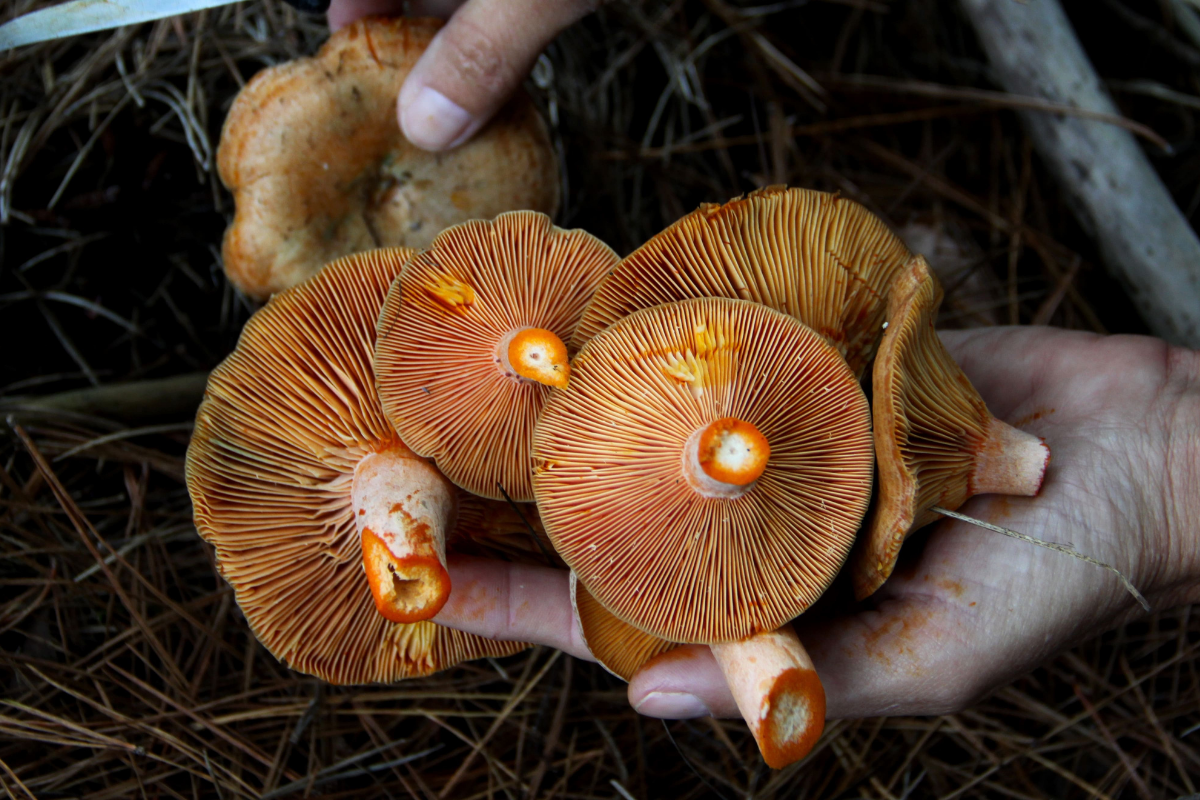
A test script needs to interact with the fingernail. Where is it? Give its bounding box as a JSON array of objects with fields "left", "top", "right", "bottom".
[
  {"left": 634, "top": 691, "right": 711, "bottom": 719},
  {"left": 400, "top": 86, "right": 473, "bottom": 151}
]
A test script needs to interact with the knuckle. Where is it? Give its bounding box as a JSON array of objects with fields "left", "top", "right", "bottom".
[{"left": 441, "top": 21, "right": 513, "bottom": 94}]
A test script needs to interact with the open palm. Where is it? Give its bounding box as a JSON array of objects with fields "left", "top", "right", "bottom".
[{"left": 436, "top": 326, "right": 1200, "bottom": 720}]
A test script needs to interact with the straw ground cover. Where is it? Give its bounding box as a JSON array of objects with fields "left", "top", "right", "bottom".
[{"left": 1, "top": 0, "right": 1198, "bottom": 796}]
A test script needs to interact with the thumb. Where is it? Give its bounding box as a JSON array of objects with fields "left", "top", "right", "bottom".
[{"left": 398, "top": 0, "right": 599, "bottom": 151}]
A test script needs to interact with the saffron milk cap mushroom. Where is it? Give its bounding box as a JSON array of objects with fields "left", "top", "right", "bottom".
[
  {"left": 574, "top": 186, "right": 913, "bottom": 377},
  {"left": 533, "top": 296, "right": 874, "bottom": 642},
  {"left": 375, "top": 211, "right": 617, "bottom": 502},
  {"left": 186, "top": 248, "right": 526, "bottom": 683},
  {"left": 539, "top": 297, "right": 865, "bottom": 767},
  {"left": 850, "top": 256, "right": 1051, "bottom": 600},
  {"left": 217, "top": 17, "right": 560, "bottom": 299}
]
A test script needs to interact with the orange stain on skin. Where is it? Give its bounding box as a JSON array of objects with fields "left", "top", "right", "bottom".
[
  {"left": 1012, "top": 407, "right": 1055, "bottom": 428},
  {"left": 441, "top": 577, "right": 498, "bottom": 624},
  {"left": 858, "top": 607, "right": 936, "bottom": 675},
  {"left": 990, "top": 495, "right": 1013, "bottom": 520},
  {"left": 937, "top": 579, "right": 964, "bottom": 598}
]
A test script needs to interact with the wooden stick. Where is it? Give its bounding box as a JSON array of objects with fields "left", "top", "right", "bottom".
[{"left": 960, "top": 0, "right": 1200, "bottom": 348}]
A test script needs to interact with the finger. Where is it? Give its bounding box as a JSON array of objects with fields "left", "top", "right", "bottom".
[
  {"left": 398, "top": 0, "right": 599, "bottom": 150},
  {"left": 327, "top": 0, "right": 408, "bottom": 30},
  {"left": 627, "top": 645, "right": 739, "bottom": 720},
  {"left": 628, "top": 588, "right": 984, "bottom": 721},
  {"left": 432, "top": 555, "right": 594, "bottom": 661}
]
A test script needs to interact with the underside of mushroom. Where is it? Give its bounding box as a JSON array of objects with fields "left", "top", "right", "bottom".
[
  {"left": 375, "top": 211, "right": 616, "bottom": 502},
  {"left": 574, "top": 186, "right": 914, "bottom": 377},
  {"left": 186, "top": 248, "right": 527, "bottom": 684},
  {"left": 851, "top": 256, "right": 1051, "bottom": 599},
  {"left": 536, "top": 297, "right": 874, "bottom": 643}
]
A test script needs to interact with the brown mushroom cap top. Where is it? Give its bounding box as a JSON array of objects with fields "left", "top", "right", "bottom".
[
  {"left": 186, "top": 248, "right": 525, "bottom": 684},
  {"left": 573, "top": 186, "right": 913, "bottom": 377},
  {"left": 850, "top": 257, "right": 1049, "bottom": 600},
  {"left": 218, "top": 17, "right": 560, "bottom": 300},
  {"left": 375, "top": 211, "right": 618, "bottom": 503},
  {"left": 533, "top": 297, "right": 874, "bottom": 644}
]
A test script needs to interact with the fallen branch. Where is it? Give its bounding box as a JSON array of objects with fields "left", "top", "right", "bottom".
[{"left": 960, "top": 0, "right": 1200, "bottom": 348}]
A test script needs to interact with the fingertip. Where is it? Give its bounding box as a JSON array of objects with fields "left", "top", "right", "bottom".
[
  {"left": 627, "top": 645, "right": 741, "bottom": 719},
  {"left": 398, "top": 80, "right": 476, "bottom": 152}
]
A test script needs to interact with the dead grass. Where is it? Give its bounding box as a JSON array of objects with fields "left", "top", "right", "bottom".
[{"left": 1, "top": 0, "right": 1198, "bottom": 797}]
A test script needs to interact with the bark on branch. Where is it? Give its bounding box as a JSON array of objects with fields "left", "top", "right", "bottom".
[{"left": 961, "top": 0, "right": 1200, "bottom": 348}]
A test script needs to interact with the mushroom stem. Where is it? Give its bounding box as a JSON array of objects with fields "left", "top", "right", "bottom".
[
  {"left": 497, "top": 327, "right": 570, "bottom": 388},
  {"left": 970, "top": 418, "right": 1050, "bottom": 497},
  {"left": 353, "top": 445, "right": 456, "bottom": 624},
  {"left": 682, "top": 417, "right": 771, "bottom": 499},
  {"left": 709, "top": 625, "right": 826, "bottom": 770}
]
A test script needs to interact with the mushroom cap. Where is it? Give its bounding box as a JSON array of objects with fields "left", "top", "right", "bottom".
[
  {"left": 850, "top": 256, "right": 1048, "bottom": 599},
  {"left": 375, "top": 211, "right": 618, "bottom": 502},
  {"left": 571, "top": 573, "right": 677, "bottom": 681},
  {"left": 533, "top": 297, "right": 874, "bottom": 643},
  {"left": 573, "top": 186, "right": 913, "bottom": 377},
  {"left": 186, "top": 248, "right": 526, "bottom": 684},
  {"left": 218, "top": 17, "right": 560, "bottom": 300}
]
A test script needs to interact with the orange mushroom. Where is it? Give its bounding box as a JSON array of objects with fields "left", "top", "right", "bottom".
[
  {"left": 850, "top": 256, "right": 1051, "bottom": 599},
  {"left": 186, "top": 248, "right": 526, "bottom": 683},
  {"left": 571, "top": 573, "right": 677, "bottom": 681},
  {"left": 535, "top": 297, "right": 874, "bottom": 766},
  {"left": 375, "top": 211, "right": 617, "bottom": 502},
  {"left": 574, "top": 186, "right": 913, "bottom": 377},
  {"left": 218, "top": 17, "right": 560, "bottom": 299}
]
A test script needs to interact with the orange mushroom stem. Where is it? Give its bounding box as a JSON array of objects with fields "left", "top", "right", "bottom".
[
  {"left": 497, "top": 327, "right": 570, "bottom": 388},
  {"left": 971, "top": 417, "right": 1050, "bottom": 496},
  {"left": 683, "top": 417, "right": 770, "bottom": 498},
  {"left": 709, "top": 625, "right": 826, "bottom": 769},
  {"left": 353, "top": 445, "right": 456, "bottom": 624}
]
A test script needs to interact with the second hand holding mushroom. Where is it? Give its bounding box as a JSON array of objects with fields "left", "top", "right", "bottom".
[
  {"left": 433, "top": 325, "right": 1200, "bottom": 723},
  {"left": 328, "top": 0, "right": 605, "bottom": 152}
]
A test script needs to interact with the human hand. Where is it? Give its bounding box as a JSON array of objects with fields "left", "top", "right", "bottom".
[
  {"left": 433, "top": 326, "right": 1200, "bottom": 720},
  {"left": 326, "top": 0, "right": 599, "bottom": 151}
]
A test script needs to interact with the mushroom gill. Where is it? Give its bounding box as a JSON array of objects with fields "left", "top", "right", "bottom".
[
  {"left": 851, "top": 256, "right": 1051, "bottom": 600},
  {"left": 375, "top": 211, "right": 617, "bottom": 503},
  {"left": 574, "top": 186, "right": 913, "bottom": 377},
  {"left": 186, "top": 248, "right": 527, "bottom": 684},
  {"left": 534, "top": 297, "right": 874, "bottom": 644}
]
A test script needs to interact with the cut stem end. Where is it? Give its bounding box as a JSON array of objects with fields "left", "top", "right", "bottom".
[
  {"left": 353, "top": 448, "right": 455, "bottom": 624},
  {"left": 683, "top": 418, "right": 770, "bottom": 498},
  {"left": 362, "top": 530, "right": 452, "bottom": 623},
  {"left": 710, "top": 626, "right": 826, "bottom": 770},
  {"left": 499, "top": 327, "right": 570, "bottom": 388}
]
